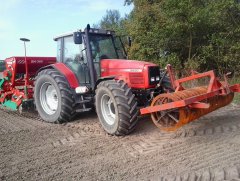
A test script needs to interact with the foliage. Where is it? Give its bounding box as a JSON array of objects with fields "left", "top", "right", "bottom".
[
  {"left": 93, "top": 10, "right": 128, "bottom": 36},
  {"left": 96, "top": 1, "right": 240, "bottom": 75},
  {"left": 230, "top": 76, "right": 240, "bottom": 104},
  {"left": 125, "top": 0, "right": 240, "bottom": 75}
]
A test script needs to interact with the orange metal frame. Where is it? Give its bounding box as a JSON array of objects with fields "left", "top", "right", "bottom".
[{"left": 140, "top": 64, "right": 240, "bottom": 115}]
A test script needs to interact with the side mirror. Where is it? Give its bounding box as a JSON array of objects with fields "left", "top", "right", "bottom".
[
  {"left": 128, "top": 36, "right": 132, "bottom": 47},
  {"left": 73, "top": 32, "right": 82, "bottom": 44}
]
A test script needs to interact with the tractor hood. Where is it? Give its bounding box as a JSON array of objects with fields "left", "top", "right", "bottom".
[
  {"left": 100, "top": 59, "right": 160, "bottom": 89},
  {"left": 101, "top": 59, "right": 157, "bottom": 73}
]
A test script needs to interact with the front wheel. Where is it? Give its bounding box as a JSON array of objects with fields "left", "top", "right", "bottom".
[{"left": 95, "top": 80, "right": 139, "bottom": 136}]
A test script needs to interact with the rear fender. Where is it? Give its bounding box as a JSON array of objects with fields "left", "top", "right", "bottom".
[
  {"left": 37, "top": 63, "right": 79, "bottom": 88},
  {"left": 37, "top": 64, "right": 55, "bottom": 75}
]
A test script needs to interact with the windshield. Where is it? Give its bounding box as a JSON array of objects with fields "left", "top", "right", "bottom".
[{"left": 89, "top": 34, "right": 126, "bottom": 61}]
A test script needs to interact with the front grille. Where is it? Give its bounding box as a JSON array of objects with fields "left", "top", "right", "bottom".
[
  {"left": 148, "top": 66, "right": 160, "bottom": 85},
  {"left": 129, "top": 73, "right": 144, "bottom": 85}
]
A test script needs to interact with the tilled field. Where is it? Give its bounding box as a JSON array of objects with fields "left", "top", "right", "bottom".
[{"left": 0, "top": 104, "right": 240, "bottom": 180}]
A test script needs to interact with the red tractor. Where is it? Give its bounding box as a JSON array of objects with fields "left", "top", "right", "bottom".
[
  {"left": 1, "top": 24, "right": 240, "bottom": 135},
  {"left": 33, "top": 24, "right": 169, "bottom": 135}
]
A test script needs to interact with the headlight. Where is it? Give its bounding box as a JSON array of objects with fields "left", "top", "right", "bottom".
[
  {"left": 148, "top": 66, "right": 160, "bottom": 85},
  {"left": 151, "top": 77, "right": 155, "bottom": 82}
]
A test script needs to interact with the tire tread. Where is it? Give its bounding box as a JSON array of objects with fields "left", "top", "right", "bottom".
[{"left": 96, "top": 80, "right": 139, "bottom": 135}]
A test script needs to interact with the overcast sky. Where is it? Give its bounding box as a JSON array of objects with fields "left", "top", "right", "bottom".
[{"left": 0, "top": 0, "right": 133, "bottom": 60}]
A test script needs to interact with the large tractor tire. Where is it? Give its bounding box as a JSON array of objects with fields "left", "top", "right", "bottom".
[
  {"left": 34, "top": 69, "right": 75, "bottom": 123},
  {"left": 95, "top": 80, "right": 139, "bottom": 136}
]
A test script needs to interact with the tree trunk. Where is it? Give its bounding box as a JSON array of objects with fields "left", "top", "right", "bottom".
[{"left": 188, "top": 30, "right": 193, "bottom": 61}]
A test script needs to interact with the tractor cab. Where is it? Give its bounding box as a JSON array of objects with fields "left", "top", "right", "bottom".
[{"left": 54, "top": 25, "right": 127, "bottom": 88}]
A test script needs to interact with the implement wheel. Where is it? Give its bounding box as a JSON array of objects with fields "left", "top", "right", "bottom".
[
  {"left": 95, "top": 80, "right": 139, "bottom": 136},
  {"left": 151, "top": 94, "right": 182, "bottom": 131},
  {"left": 34, "top": 69, "right": 75, "bottom": 123}
]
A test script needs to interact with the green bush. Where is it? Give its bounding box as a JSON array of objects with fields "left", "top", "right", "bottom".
[{"left": 230, "top": 76, "right": 240, "bottom": 104}]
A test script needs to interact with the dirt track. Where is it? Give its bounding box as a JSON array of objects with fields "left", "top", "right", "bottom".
[{"left": 1, "top": 104, "right": 240, "bottom": 180}]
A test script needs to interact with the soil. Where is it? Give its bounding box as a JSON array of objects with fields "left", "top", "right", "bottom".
[{"left": 1, "top": 104, "right": 240, "bottom": 180}]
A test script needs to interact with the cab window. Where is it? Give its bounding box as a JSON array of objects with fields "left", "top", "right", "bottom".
[{"left": 63, "top": 36, "right": 90, "bottom": 84}]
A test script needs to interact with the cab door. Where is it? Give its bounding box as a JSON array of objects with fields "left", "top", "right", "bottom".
[{"left": 56, "top": 35, "right": 90, "bottom": 85}]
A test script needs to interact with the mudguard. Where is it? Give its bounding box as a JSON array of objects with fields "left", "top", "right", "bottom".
[{"left": 37, "top": 63, "right": 79, "bottom": 88}]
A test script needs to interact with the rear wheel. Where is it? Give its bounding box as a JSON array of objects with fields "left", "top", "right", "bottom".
[
  {"left": 95, "top": 80, "right": 139, "bottom": 136},
  {"left": 34, "top": 69, "right": 75, "bottom": 123}
]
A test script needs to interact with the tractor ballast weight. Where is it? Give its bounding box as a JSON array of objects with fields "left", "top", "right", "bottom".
[
  {"left": 0, "top": 57, "right": 56, "bottom": 110},
  {"left": 140, "top": 65, "right": 240, "bottom": 131}
]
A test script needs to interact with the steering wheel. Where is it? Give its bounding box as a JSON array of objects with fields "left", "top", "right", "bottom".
[
  {"left": 99, "top": 55, "right": 109, "bottom": 60},
  {"left": 65, "top": 58, "right": 74, "bottom": 64}
]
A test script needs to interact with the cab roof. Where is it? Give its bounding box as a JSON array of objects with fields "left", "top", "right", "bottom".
[{"left": 53, "top": 28, "right": 115, "bottom": 41}]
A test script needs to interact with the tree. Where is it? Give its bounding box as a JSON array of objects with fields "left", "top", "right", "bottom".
[
  {"left": 125, "top": 0, "right": 240, "bottom": 75},
  {"left": 93, "top": 10, "right": 127, "bottom": 36},
  {"left": 124, "top": 0, "right": 133, "bottom": 5},
  {"left": 125, "top": 0, "right": 168, "bottom": 63}
]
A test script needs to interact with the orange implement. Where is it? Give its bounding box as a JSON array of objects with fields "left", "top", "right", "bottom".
[{"left": 140, "top": 65, "right": 240, "bottom": 131}]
